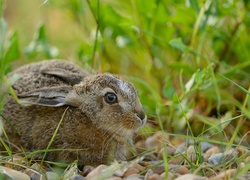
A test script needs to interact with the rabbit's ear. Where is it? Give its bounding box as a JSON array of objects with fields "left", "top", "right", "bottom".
[
  {"left": 41, "top": 68, "right": 84, "bottom": 85},
  {"left": 17, "top": 86, "right": 80, "bottom": 107}
]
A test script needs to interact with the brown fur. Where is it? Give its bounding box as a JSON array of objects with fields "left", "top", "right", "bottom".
[{"left": 1, "top": 60, "right": 146, "bottom": 165}]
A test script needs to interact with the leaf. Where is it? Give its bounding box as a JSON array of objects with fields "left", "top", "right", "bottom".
[
  {"left": 188, "top": 0, "right": 200, "bottom": 13},
  {"left": 168, "top": 38, "right": 188, "bottom": 52},
  {"left": 0, "top": 18, "right": 7, "bottom": 56},
  {"left": 3, "top": 31, "right": 19, "bottom": 63},
  {"left": 162, "top": 77, "right": 175, "bottom": 99}
]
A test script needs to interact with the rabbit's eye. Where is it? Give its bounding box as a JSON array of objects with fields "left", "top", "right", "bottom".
[{"left": 104, "top": 93, "right": 118, "bottom": 104}]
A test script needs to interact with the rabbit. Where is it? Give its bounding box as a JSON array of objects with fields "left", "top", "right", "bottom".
[{"left": 1, "top": 60, "right": 146, "bottom": 165}]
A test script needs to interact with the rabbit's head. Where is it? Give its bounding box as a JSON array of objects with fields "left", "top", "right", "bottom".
[
  {"left": 18, "top": 72, "right": 146, "bottom": 140},
  {"left": 74, "top": 73, "right": 147, "bottom": 139}
]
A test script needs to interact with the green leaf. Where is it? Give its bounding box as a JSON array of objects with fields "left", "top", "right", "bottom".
[
  {"left": 162, "top": 77, "right": 175, "bottom": 99},
  {"left": 3, "top": 31, "right": 19, "bottom": 63},
  {"left": 0, "top": 18, "right": 7, "bottom": 57},
  {"left": 168, "top": 38, "right": 188, "bottom": 52},
  {"left": 188, "top": 0, "right": 200, "bottom": 13}
]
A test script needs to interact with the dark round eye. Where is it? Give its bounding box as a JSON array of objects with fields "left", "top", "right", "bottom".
[{"left": 104, "top": 92, "right": 118, "bottom": 105}]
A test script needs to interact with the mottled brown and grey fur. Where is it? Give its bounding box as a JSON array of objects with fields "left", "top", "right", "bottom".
[{"left": 1, "top": 60, "right": 146, "bottom": 165}]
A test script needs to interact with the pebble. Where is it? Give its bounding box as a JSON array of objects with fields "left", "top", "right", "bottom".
[
  {"left": 123, "top": 167, "right": 140, "bottom": 178},
  {"left": 46, "top": 171, "right": 60, "bottom": 180},
  {"left": 149, "top": 173, "right": 164, "bottom": 180},
  {"left": 209, "top": 169, "right": 236, "bottom": 180},
  {"left": 0, "top": 166, "right": 30, "bottom": 180},
  {"left": 174, "top": 174, "right": 207, "bottom": 180},
  {"left": 207, "top": 153, "right": 224, "bottom": 166},
  {"left": 187, "top": 145, "right": 196, "bottom": 163},
  {"left": 124, "top": 174, "right": 144, "bottom": 180},
  {"left": 72, "top": 174, "right": 86, "bottom": 180},
  {"left": 131, "top": 163, "right": 145, "bottom": 172},
  {"left": 82, "top": 165, "right": 94, "bottom": 176},
  {"left": 157, "top": 146, "right": 175, "bottom": 159},
  {"left": 200, "top": 142, "right": 214, "bottom": 152},
  {"left": 160, "top": 172, "right": 175, "bottom": 179},
  {"left": 145, "top": 169, "right": 153, "bottom": 179},
  {"left": 85, "top": 164, "right": 107, "bottom": 179},
  {"left": 235, "top": 146, "right": 249, "bottom": 157},
  {"left": 106, "top": 177, "right": 123, "bottom": 180},
  {"left": 208, "top": 149, "right": 238, "bottom": 166},
  {"left": 169, "top": 165, "right": 189, "bottom": 175},
  {"left": 203, "top": 146, "right": 220, "bottom": 162},
  {"left": 168, "top": 155, "right": 185, "bottom": 165},
  {"left": 151, "top": 165, "right": 165, "bottom": 174}
]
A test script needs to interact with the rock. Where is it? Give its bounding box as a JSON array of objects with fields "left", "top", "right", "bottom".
[
  {"left": 139, "top": 161, "right": 152, "bottom": 168},
  {"left": 175, "top": 147, "right": 186, "bottom": 154},
  {"left": 30, "top": 173, "right": 43, "bottom": 180},
  {"left": 149, "top": 173, "right": 164, "bottom": 180},
  {"left": 200, "top": 142, "right": 214, "bottom": 152},
  {"left": 82, "top": 165, "right": 94, "bottom": 176},
  {"left": 235, "top": 146, "right": 249, "bottom": 157},
  {"left": 187, "top": 146, "right": 196, "bottom": 163},
  {"left": 157, "top": 146, "right": 175, "bottom": 159},
  {"left": 160, "top": 172, "right": 175, "bottom": 180},
  {"left": 106, "top": 177, "right": 123, "bottom": 180},
  {"left": 46, "top": 171, "right": 59, "bottom": 180},
  {"left": 208, "top": 149, "right": 238, "bottom": 166},
  {"left": 123, "top": 167, "right": 140, "bottom": 178},
  {"left": 131, "top": 163, "right": 145, "bottom": 172},
  {"left": 209, "top": 169, "right": 236, "bottom": 180},
  {"left": 207, "top": 153, "right": 224, "bottom": 166},
  {"left": 85, "top": 164, "right": 107, "bottom": 180},
  {"left": 26, "top": 162, "right": 46, "bottom": 180},
  {"left": 151, "top": 165, "right": 165, "bottom": 174},
  {"left": 124, "top": 174, "right": 144, "bottom": 180},
  {"left": 176, "top": 166, "right": 189, "bottom": 175},
  {"left": 169, "top": 165, "right": 189, "bottom": 175},
  {"left": 72, "top": 174, "right": 86, "bottom": 180},
  {"left": 145, "top": 169, "right": 153, "bottom": 179},
  {"left": 174, "top": 174, "right": 207, "bottom": 180},
  {"left": 0, "top": 166, "right": 30, "bottom": 180},
  {"left": 168, "top": 155, "right": 185, "bottom": 165},
  {"left": 203, "top": 146, "right": 220, "bottom": 162}
]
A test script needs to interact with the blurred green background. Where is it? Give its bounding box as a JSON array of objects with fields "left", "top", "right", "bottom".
[{"left": 1, "top": 0, "right": 250, "bottom": 143}]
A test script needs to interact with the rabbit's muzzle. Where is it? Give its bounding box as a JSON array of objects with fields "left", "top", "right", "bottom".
[{"left": 136, "top": 111, "right": 147, "bottom": 126}]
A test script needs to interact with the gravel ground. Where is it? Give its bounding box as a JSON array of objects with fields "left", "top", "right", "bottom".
[{"left": 0, "top": 131, "right": 249, "bottom": 180}]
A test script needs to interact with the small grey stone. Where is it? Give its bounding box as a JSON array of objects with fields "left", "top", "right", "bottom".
[
  {"left": 208, "top": 153, "right": 224, "bottom": 166},
  {"left": 72, "top": 174, "right": 86, "bottom": 180},
  {"left": 46, "top": 171, "right": 59, "bottom": 180},
  {"left": 208, "top": 149, "right": 239, "bottom": 166},
  {"left": 200, "top": 142, "right": 214, "bottom": 152},
  {"left": 30, "top": 173, "right": 43, "bottom": 180}
]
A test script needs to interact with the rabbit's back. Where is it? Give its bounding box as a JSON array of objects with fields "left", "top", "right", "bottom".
[{"left": 8, "top": 60, "right": 89, "bottom": 94}]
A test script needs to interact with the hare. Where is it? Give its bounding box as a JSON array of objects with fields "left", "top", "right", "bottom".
[{"left": 1, "top": 60, "right": 146, "bottom": 165}]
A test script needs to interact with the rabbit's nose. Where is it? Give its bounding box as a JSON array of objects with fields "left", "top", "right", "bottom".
[{"left": 136, "top": 111, "right": 147, "bottom": 123}]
